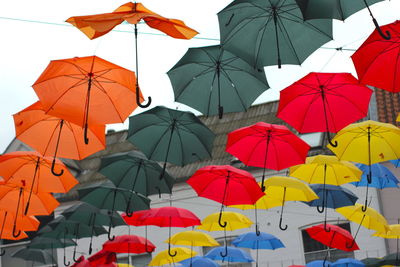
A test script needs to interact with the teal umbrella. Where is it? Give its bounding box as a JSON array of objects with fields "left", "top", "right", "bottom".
[
  {"left": 12, "top": 248, "right": 56, "bottom": 266},
  {"left": 28, "top": 236, "right": 76, "bottom": 266},
  {"left": 217, "top": 0, "right": 333, "bottom": 68},
  {"left": 127, "top": 106, "right": 215, "bottom": 177},
  {"left": 167, "top": 45, "right": 269, "bottom": 118},
  {"left": 382, "top": 253, "right": 400, "bottom": 266},
  {"left": 99, "top": 151, "right": 175, "bottom": 197},
  {"left": 78, "top": 181, "right": 150, "bottom": 240},
  {"left": 295, "top": 0, "right": 390, "bottom": 39}
]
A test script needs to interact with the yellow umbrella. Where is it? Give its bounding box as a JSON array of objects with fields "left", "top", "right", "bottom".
[
  {"left": 117, "top": 264, "right": 134, "bottom": 267},
  {"left": 165, "top": 230, "right": 219, "bottom": 247},
  {"left": 373, "top": 224, "right": 400, "bottom": 238},
  {"left": 336, "top": 203, "right": 388, "bottom": 248},
  {"left": 328, "top": 120, "right": 400, "bottom": 211},
  {"left": 196, "top": 211, "right": 253, "bottom": 232},
  {"left": 289, "top": 155, "right": 362, "bottom": 185},
  {"left": 263, "top": 176, "right": 318, "bottom": 231},
  {"left": 148, "top": 247, "right": 197, "bottom": 266}
]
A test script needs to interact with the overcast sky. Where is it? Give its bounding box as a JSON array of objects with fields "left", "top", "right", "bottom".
[{"left": 0, "top": 0, "right": 399, "bottom": 153}]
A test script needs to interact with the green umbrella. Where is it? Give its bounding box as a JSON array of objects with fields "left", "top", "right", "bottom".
[
  {"left": 28, "top": 236, "right": 76, "bottom": 266},
  {"left": 127, "top": 106, "right": 215, "bottom": 177},
  {"left": 12, "top": 248, "right": 56, "bottom": 266},
  {"left": 361, "top": 257, "right": 384, "bottom": 267},
  {"left": 295, "top": 0, "right": 390, "bottom": 39},
  {"left": 382, "top": 252, "right": 400, "bottom": 266},
  {"left": 99, "top": 151, "right": 175, "bottom": 197},
  {"left": 167, "top": 45, "right": 269, "bottom": 118},
  {"left": 217, "top": 0, "right": 333, "bottom": 68},
  {"left": 78, "top": 181, "right": 150, "bottom": 240}
]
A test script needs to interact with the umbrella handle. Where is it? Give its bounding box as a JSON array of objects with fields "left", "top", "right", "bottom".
[
  {"left": 51, "top": 158, "right": 64, "bottom": 176},
  {"left": 255, "top": 223, "right": 261, "bottom": 236},
  {"left": 279, "top": 217, "right": 288, "bottom": 231},
  {"left": 372, "top": 18, "right": 391, "bottom": 40},
  {"left": 136, "top": 86, "right": 152, "bottom": 108},
  {"left": 89, "top": 242, "right": 93, "bottom": 255},
  {"left": 12, "top": 224, "right": 21, "bottom": 238},
  {"left": 125, "top": 202, "right": 133, "bottom": 217},
  {"left": 84, "top": 124, "right": 89, "bottom": 145},
  {"left": 0, "top": 248, "right": 5, "bottom": 256},
  {"left": 220, "top": 244, "right": 228, "bottom": 258},
  {"left": 218, "top": 211, "right": 227, "bottom": 228},
  {"left": 73, "top": 246, "right": 81, "bottom": 263},
  {"left": 362, "top": 198, "right": 368, "bottom": 212},
  {"left": 218, "top": 106, "right": 224, "bottom": 119},
  {"left": 317, "top": 205, "right": 325, "bottom": 213},
  {"left": 326, "top": 132, "right": 338, "bottom": 148},
  {"left": 168, "top": 244, "right": 177, "bottom": 257},
  {"left": 64, "top": 254, "right": 70, "bottom": 266},
  {"left": 107, "top": 224, "right": 115, "bottom": 241},
  {"left": 345, "top": 239, "right": 356, "bottom": 249},
  {"left": 324, "top": 223, "right": 331, "bottom": 233}
]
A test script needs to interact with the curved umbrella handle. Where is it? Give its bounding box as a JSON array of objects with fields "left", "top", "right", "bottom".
[
  {"left": 326, "top": 132, "right": 338, "bottom": 147},
  {"left": 362, "top": 197, "right": 368, "bottom": 212},
  {"left": 107, "top": 224, "right": 115, "bottom": 241},
  {"left": 218, "top": 211, "right": 227, "bottom": 228},
  {"left": 372, "top": 18, "right": 391, "bottom": 40},
  {"left": 64, "top": 254, "right": 70, "bottom": 266},
  {"left": 73, "top": 246, "right": 81, "bottom": 263},
  {"left": 317, "top": 205, "right": 325, "bottom": 213},
  {"left": 279, "top": 217, "right": 288, "bottom": 231},
  {"left": 324, "top": 222, "right": 331, "bottom": 233},
  {"left": 256, "top": 223, "right": 261, "bottom": 236},
  {"left": 51, "top": 159, "right": 64, "bottom": 176},
  {"left": 89, "top": 243, "right": 93, "bottom": 255},
  {"left": 0, "top": 248, "right": 5, "bottom": 256},
  {"left": 136, "top": 87, "right": 152, "bottom": 108},
  {"left": 125, "top": 203, "right": 133, "bottom": 217},
  {"left": 168, "top": 243, "right": 177, "bottom": 257},
  {"left": 220, "top": 245, "right": 228, "bottom": 258},
  {"left": 83, "top": 124, "right": 89, "bottom": 145},
  {"left": 12, "top": 224, "right": 21, "bottom": 238}
]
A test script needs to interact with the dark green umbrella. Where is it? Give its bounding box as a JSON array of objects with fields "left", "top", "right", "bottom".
[
  {"left": 382, "top": 253, "right": 400, "bottom": 266},
  {"left": 127, "top": 106, "right": 215, "bottom": 177},
  {"left": 217, "top": 0, "right": 333, "bottom": 68},
  {"left": 78, "top": 181, "right": 150, "bottom": 240},
  {"left": 361, "top": 257, "right": 384, "bottom": 267},
  {"left": 167, "top": 45, "right": 269, "bottom": 118},
  {"left": 99, "top": 151, "right": 175, "bottom": 197},
  {"left": 295, "top": 0, "right": 390, "bottom": 39},
  {"left": 28, "top": 236, "right": 76, "bottom": 266},
  {"left": 12, "top": 248, "right": 56, "bottom": 266}
]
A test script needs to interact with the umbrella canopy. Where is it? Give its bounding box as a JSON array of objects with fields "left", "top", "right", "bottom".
[
  {"left": 13, "top": 101, "right": 106, "bottom": 161},
  {"left": 226, "top": 122, "right": 310, "bottom": 190},
  {"left": 196, "top": 212, "right": 253, "bottom": 232},
  {"left": 306, "top": 224, "right": 359, "bottom": 252},
  {"left": 29, "top": 236, "right": 77, "bottom": 266},
  {"left": 328, "top": 120, "right": 400, "bottom": 210},
  {"left": 390, "top": 159, "right": 400, "bottom": 168},
  {"left": 99, "top": 151, "right": 175, "bottom": 197},
  {"left": 88, "top": 249, "right": 117, "bottom": 266},
  {"left": 165, "top": 230, "right": 219, "bottom": 247},
  {"left": 373, "top": 224, "right": 400, "bottom": 238},
  {"left": 103, "top": 234, "right": 156, "bottom": 254},
  {"left": 351, "top": 163, "right": 399, "bottom": 189},
  {"left": 232, "top": 231, "right": 285, "bottom": 249},
  {"left": 167, "top": 45, "right": 269, "bottom": 118},
  {"left": 32, "top": 55, "right": 140, "bottom": 144},
  {"left": 381, "top": 253, "right": 400, "bottom": 266},
  {"left": 148, "top": 247, "right": 197, "bottom": 266},
  {"left": 205, "top": 246, "right": 254, "bottom": 263},
  {"left": 217, "top": 0, "right": 333, "bottom": 68},
  {"left": 289, "top": 155, "right": 362, "bottom": 185},
  {"left": 352, "top": 21, "right": 400, "bottom": 93},
  {"left": 277, "top": 72, "right": 372, "bottom": 145},
  {"left": 179, "top": 256, "right": 220, "bottom": 267},
  {"left": 332, "top": 258, "right": 366, "bottom": 267},
  {"left": 361, "top": 257, "right": 384, "bottom": 267},
  {"left": 12, "top": 248, "right": 56, "bottom": 265},
  {"left": 0, "top": 210, "right": 39, "bottom": 233},
  {"left": 306, "top": 260, "right": 332, "bottom": 267},
  {"left": 127, "top": 106, "right": 215, "bottom": 176}
]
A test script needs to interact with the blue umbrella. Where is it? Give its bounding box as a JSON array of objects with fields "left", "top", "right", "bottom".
[
  {"left": 390, "top": 159, "right": 400, "bottom": 168},
  {"left": 179, "top": 256, "right": 220, "bottom": 267},
  {"left": 351, "top": 163, "right": 399, "bottom": 189},
  {"left": 304, "top": 184, "right": 358, "bottom": 231},
  {"left": 332, "top": 258, "right": 365, "bottom": 267},
  {"left": 205, "top": 246, "right": 254, "bottom": 263},
  {"left": 306, "top": 260, "right": 332, "bottom": 267},
  {"left": 232, "top": 231, "right": 284, "bottom": 267}
]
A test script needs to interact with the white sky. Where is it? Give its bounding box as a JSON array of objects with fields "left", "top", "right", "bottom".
[{"left": 0, "top": 0, "right": 399, "bottom": 153}]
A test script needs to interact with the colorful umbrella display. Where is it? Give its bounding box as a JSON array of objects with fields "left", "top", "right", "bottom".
[
  {"left": 67, "top": 2, "right": 198, "bottom": 108},
  {"left": 351, "top": 163, "right": 399, "bottom": 189},
  {"left": 167, "top": 45, "right": 269, "bottom": 118},
  {"left": 127, "top": 106, "right": 215, "bottom": 177},
  {"left": 217, "top": 0, "right": 333, "bottom": 68},
  {"left": 352, "top": 20, "right": 400, "bottom": 92},
  {"left": 196, "top": 211, "right": 253, "bottom": 232},
  {"left": 13, "top": 101, "right": 106, "bottom": 163},
  {"left": 98, "top": 151, "right": 175, "bottom": 197},
  {"left": 165, "top": 230, "right": 219, "bottom": 247},
  {"left": 32, "top": 55, "right": 140, "bottom": 144},
  {"left": 205, "top": 246, "right": 254, "bottom": 263},
  {"left": 103, "top": 234, "right": 156, "bottom": 254},
  {"left": 148, "top": 247, "right": 197, "bottom": 266},
  {"left": 226, "top": 122, "right": 310, "bottom": 190}
]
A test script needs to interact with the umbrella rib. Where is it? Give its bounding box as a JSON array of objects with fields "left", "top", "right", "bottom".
[
  {"left": 324, "top": 89, "right": 371, "bottom": 116},
  {"left": 174, "top": 126, "right": 186, "bottom": 166},
  {"left": 275, "top": 15, "right": 301, "bottom": 65},
  {"left": 175, "top": 123, "right": 213, "bottom": 159},
  {"left": 219, "top": 67, "right": 249, "bottom": 110},
  {"left": 296, "top": 92, "right": 323, "bottom": 133},
  {"left": 147, "top": 124, "right": 174, "bottom": 160},
  {"left": 173, "top": 67, "right": 216, "bottom": 100}
]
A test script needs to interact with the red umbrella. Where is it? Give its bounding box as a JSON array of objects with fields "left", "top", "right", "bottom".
[
  {"left": 102, "top": 234, "right": 156, "bottom": 253},
  {"left": 87, "top": 249, "right": 117, "bottom": 266},
  {"left": 352, "top": 20, "right": 400, "bottom": 93},
  {"left": 187, "top": 165, "right": 263, "bottom": 229},
  {"left": 277, "top": 72, "right": 372, "bottom": 146},
  {"left": 122, "top": 207, "right": 200, "bottom": 257},
  {"left": 226, "top": 122, "right": 310, "bottom": 191},
  {"left": 306, "top": 223, "right": 359, "bottom": 260}
]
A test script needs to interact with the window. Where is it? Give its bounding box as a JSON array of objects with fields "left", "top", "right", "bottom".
[
  {"left": 301, "top": 223, "right": 355, "bottom": 263},
  {"left": 117, "top": 253, "right": 151, "bottom": 267},
  {"left": 203, "top": 236, "right": 252, "bottom": 267},
  {"left": 299, "top": 132, "right": 323, "bottom": 149}
]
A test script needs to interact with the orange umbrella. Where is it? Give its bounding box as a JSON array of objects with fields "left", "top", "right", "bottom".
[
  {"left": 66, "top": 2, "right": 198, "bottom": 108},
  {"left": 0, "top": 184, "right": 59, "bottom": 238},
  {"left": 32, "top": 55, "right": 140, "bottom": 144},
  {"left": 13, "top": 101, "right": 106, "bottom": 171}
]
